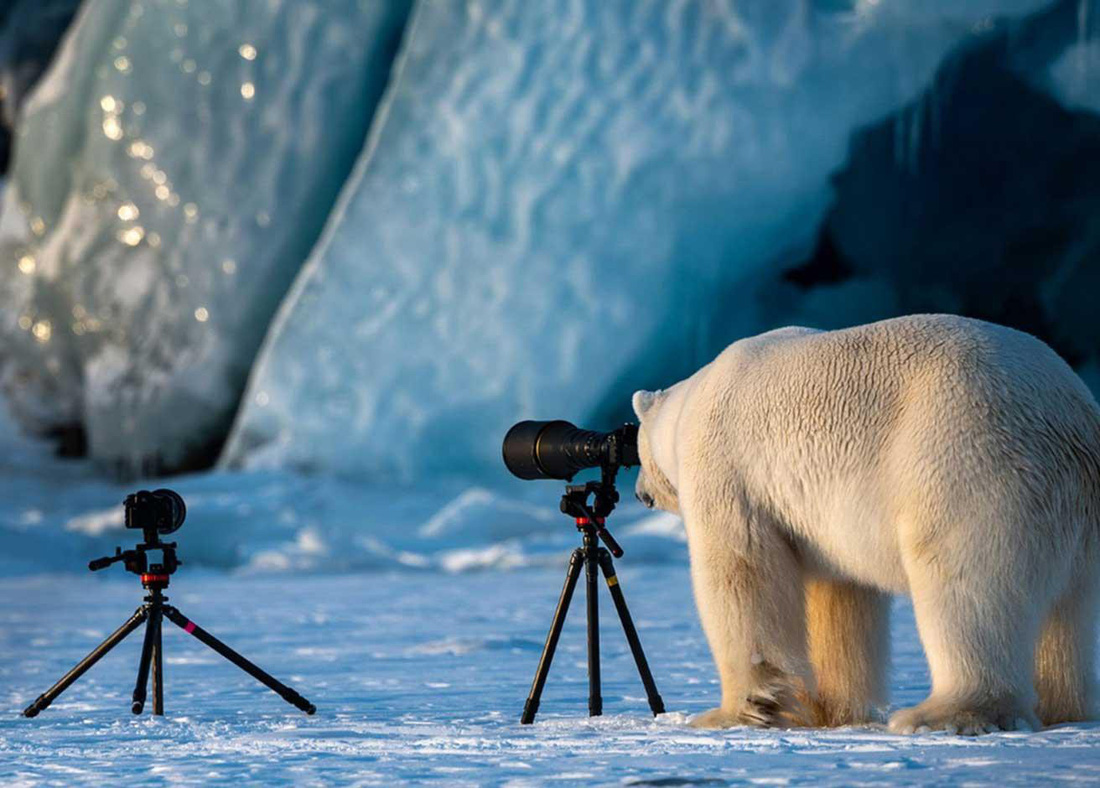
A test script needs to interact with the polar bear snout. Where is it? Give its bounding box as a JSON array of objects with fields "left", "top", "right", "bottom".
[{"left": 636, "top": 489, "right": 655, "bottom": 508}]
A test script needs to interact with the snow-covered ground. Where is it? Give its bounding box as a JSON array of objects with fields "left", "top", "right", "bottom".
[
  {"left": 3, "top": 567, "right": 1099, "bottom": 785},
  {"left": 1, "top": 406, "right": 1098, "bottom": 784}
]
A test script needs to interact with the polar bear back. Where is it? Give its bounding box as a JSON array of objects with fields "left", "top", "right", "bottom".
[{"left": 664, "top": 314, "right": 1100, "bottom": 591}]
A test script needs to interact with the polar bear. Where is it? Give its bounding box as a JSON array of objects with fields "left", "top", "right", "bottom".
[{"left": 633, "top": 314, "right": 1100, "bottom": 734}]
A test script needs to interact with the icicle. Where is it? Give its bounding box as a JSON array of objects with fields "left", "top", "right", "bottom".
[
  {"left": 893, "top": 111, "right": 906, "bottom": 170},
  {"left": 928, "top": 77, "right": 942, "bottom": 153},
  {"left": 907, "top": 98, "right": 923, "bottom": 175}
]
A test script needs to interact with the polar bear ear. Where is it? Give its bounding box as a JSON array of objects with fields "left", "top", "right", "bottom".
[{"left": 632, "top": 390, "right": 660, "bottom": 421}]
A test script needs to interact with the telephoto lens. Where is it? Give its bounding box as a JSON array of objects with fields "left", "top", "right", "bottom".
[{"left": 502, "top": 420, "right": 639, "bottom": 480}]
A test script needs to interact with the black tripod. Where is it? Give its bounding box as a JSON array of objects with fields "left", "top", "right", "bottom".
[
  {"left": 521, "top": 467, "right": 665, "bottom": 724},
  {"left": 23, "top": 513, "right": 315, "bottom": 718}
]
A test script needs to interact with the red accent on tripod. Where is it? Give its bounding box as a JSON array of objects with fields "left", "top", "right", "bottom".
[
  {"left": 141, "top": 574, "right": 170, "bottom": 585},
  {"left": 575, "top": 517, "right": 606, "bottom": 526}
]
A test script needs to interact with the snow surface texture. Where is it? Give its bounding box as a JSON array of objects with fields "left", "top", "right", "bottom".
[
  {"left": 0, "top": 0, "right": 411, "bottom": 472},
  {"left": 0, "top": 443, "right": 1096, "bottom": 783},
  {"left": 222, "top": 0, "right": 1051, "bottom": 480},
  {"left": 4, "top": 569, "right": 1099, "bottom": 785}
]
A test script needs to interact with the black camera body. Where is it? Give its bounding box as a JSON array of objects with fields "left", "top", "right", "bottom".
[
  {"left": 502, "top": 420, "right": 640, "bottom": 481},
  {"left": 124, "top": 489, "right": 186, "bottom": 539}
]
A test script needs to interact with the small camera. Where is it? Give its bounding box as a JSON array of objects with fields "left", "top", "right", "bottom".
[{"left": 124, "top": 489, "right": 187, "bottom": 536}]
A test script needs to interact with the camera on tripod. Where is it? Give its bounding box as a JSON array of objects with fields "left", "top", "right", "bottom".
[
  {"left": 501, "top": 418, "right": 664, "bottom": 724},
  {"left": 23, "top": 488, "right": 315, "bottom": 719}
]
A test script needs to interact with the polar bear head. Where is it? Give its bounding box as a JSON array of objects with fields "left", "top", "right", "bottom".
[{"left": 632, "top": 389, "right": 680, "bottom": 514}]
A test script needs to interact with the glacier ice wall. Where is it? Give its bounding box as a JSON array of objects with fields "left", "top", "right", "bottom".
[
  {"left": 0, "top": 0, "right": 411, "bottom": 473},
  {"left": 223, "top": 0, "right": 1051, "bottom": 481},
  {"left": 0, "top": 0, "right": 82, "bottom": 173}
]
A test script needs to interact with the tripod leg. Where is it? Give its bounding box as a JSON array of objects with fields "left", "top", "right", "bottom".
[
  {"left": 23, "top": 607, "right": 148, "bottom": 717},
  {"left": 586, "top": 545, "right": 602, "bottom": 717},
  {"left": 151, "top": 608, "right": 164, "bottom": 715},
  {"left": 131, "top": 611, "right": 158, "bottom": 714},
  {"left": 597, "top": 549, "right": 665, "bottom": 716},
  {"left": 521, "top": 548, "right": 584, "bottom": 724},
  {"left": 161, "top": 605, "right": 316, "bottom": 715}
]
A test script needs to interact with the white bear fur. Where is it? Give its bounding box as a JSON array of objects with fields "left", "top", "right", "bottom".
[{"left": 633, "top": 315, "right": 1100, "bottom": 734}]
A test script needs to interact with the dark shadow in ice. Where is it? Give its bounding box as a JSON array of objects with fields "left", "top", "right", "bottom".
[{"left": 782, "top": 0, "right": 1100, "bottom": 379}]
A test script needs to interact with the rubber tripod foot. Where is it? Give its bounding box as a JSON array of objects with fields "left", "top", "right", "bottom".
[{"left": 284, "top": 691, "right": 316, "bottom": 715}]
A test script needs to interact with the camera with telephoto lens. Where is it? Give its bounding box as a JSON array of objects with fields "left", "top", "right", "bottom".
[
  {"left": 502, "top": 420, "right": 640, "bottom": 480},
  {"left": 500, "top": 419, "right": 667, "bottom": 723}
]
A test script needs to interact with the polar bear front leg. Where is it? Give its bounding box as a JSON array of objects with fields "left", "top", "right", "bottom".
[{"left": 685, "top": 505, "right": 812, "bottom": 728}]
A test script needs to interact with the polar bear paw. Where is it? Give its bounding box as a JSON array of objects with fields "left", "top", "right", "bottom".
[
  {"left": 889, "top": 697, "right": 1040, "bottom": 735},
  {"left": 691, "top": 672, "right": 812, "bottom": 729},
  {"left": 690, "top": 707, "right": 743, "bottom": 729},
  {"left": 689, "top": 695, "right": 810, "bottom": 729}
]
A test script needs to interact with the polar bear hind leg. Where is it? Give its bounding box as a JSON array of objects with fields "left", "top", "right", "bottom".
[
  {"left": 1035, "top": 553, "right": 1099, "bottom": 725},
  {"left": 890, "top": 541, "right": 1044, "bottom": 735},
  {"left": 805, "top": 579, "right": 889, "bottom": 726}
]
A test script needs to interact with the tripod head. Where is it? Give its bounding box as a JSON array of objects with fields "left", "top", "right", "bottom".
[
  {"left": 560, "top": 464, "right": 625, "bottom": 557},
  {"left": 88, "top": 537, "right": 180, "bottom": 585},
  {"left": 89, "top": 489, "right": 185, "bottom": 589}
]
